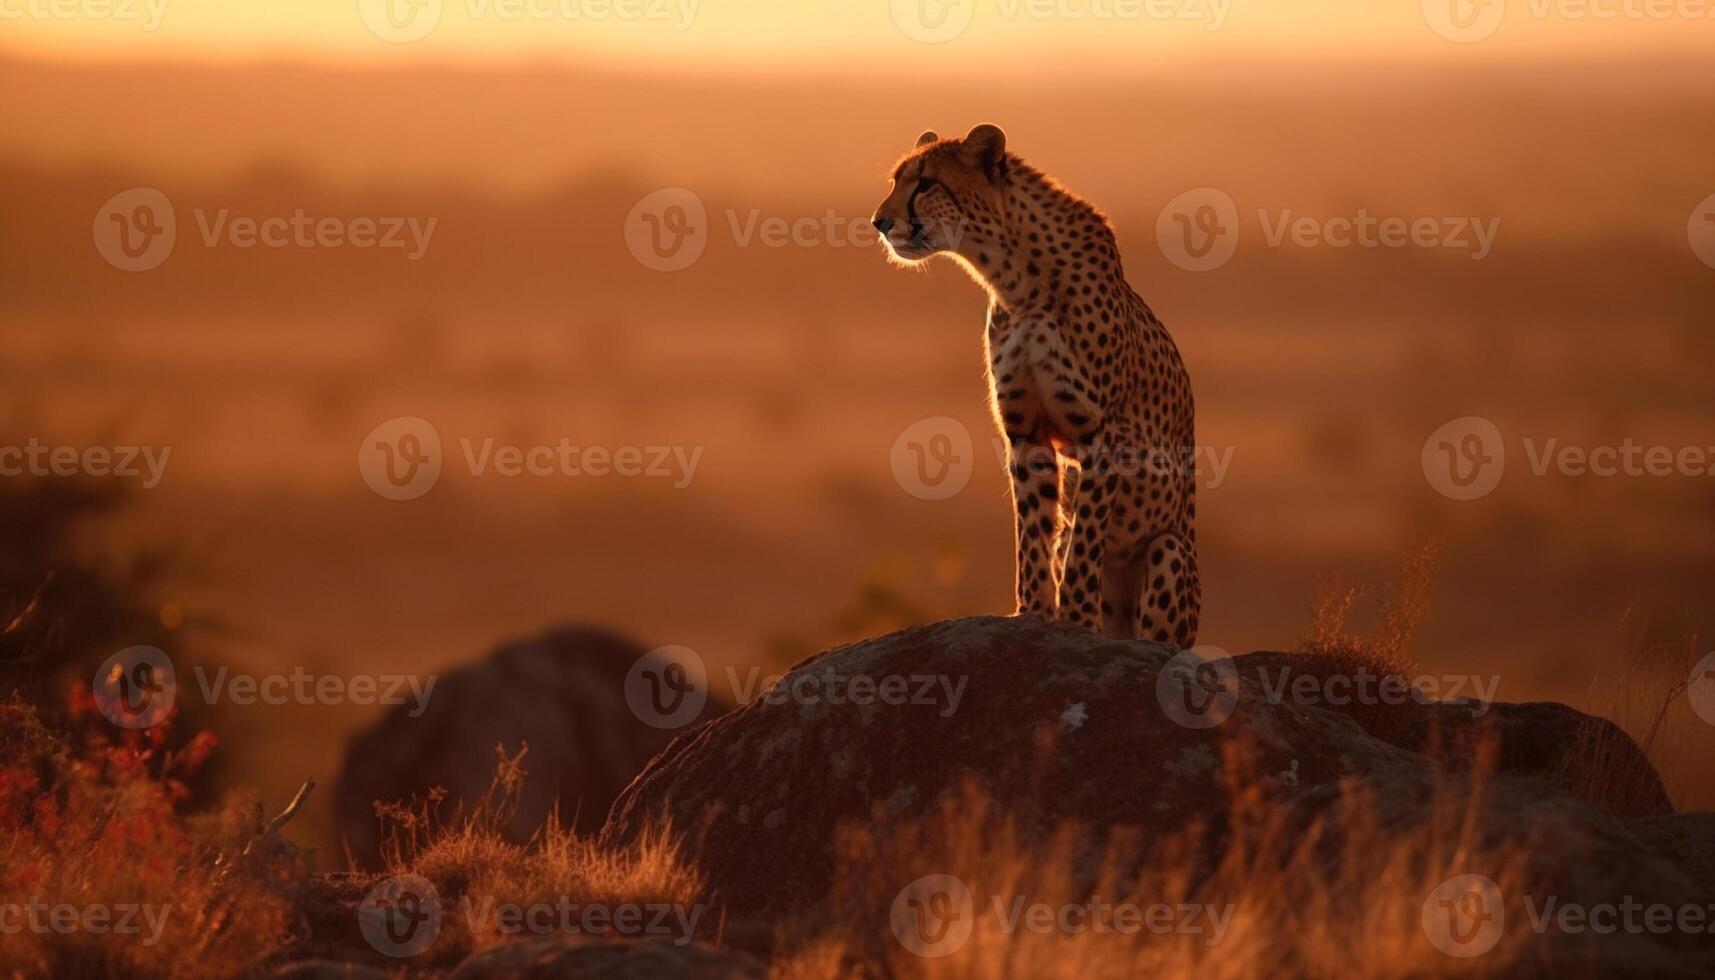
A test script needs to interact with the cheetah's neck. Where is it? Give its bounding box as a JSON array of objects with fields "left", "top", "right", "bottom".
[{"left": 970, "top": 159, "right": 1125, "bottom": 317}]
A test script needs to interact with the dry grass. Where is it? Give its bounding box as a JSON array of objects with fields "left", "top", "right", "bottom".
[
  {"left": 0, "top": 682, "right": 1677, "bottom": 979},
  {"left": 1567, "top": 608, "right": 1706, "bottom": 811},
  {"left": 348, "top": 743, "right": 1552, "bottom": 979},
  {"left": 1299, "top": 543, "right": 1440, "bottom": 676},
  {"left": 363, "top": 743, "right": 712, "bottom": 968},
  {"left": 775, "top": 756, "right": 1537, "bottom": 980}
]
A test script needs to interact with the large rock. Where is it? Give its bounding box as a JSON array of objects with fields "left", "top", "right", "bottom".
[
  {"left": 337, "top": 627, "right": 726, "bottom": 867},
  {"left": 601, "top": 615, "right": 1712, "bottom": 971},
  {"left": 448, "top": 938, "right": 763, "bottom": 980}
]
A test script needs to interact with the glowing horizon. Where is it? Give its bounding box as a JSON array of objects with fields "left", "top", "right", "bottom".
[{"left": 1, "top": 0, "right": 1710, "bottom": 66}]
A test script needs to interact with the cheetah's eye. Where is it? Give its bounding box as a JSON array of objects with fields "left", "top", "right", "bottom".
[{"left": 909, "top": 177, "right": 941, "bottom": 205}]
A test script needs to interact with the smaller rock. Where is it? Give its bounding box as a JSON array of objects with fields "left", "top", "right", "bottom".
[{"left": 336, "top": 627, "right": 727, "bottom": 867}]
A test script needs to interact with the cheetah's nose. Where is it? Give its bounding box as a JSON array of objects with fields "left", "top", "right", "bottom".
[{"left": 872, "top": 217, "right": 895, "bottom": 235}]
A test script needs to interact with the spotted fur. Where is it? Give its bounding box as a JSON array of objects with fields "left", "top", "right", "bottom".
[{"left": 872, "top": 124, "right": 1200, "bottom": 646}]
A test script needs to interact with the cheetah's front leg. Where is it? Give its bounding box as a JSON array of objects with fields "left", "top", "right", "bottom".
[
  {"left": 1006, "top": 432, "right": 1063, "bottom": 619},
  {"left": 1059, "top": 430, "right": 1115, "bottom": 631},
  {"left": 1021, "top": 327, "right": 1109, "bottom": 631}
]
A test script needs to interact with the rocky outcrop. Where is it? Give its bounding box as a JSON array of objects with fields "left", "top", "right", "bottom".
[
  {"left": 601, "top": 615, "right": 1711, "bottom": 973},
  {"left": 447, "top": 938, "right": 763, "bottom": 980},
  {"left": 337, "top": 627, "right": 726, "bottom": 867}
]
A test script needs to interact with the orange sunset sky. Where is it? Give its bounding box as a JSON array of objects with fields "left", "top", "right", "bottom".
[{"left": 3, "top": 0, "right": 1711, "bottom": 64}]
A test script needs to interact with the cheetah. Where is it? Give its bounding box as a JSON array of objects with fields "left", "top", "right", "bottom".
[{"left": 871, "top": 123, "right": 1201, "bottom": 646}]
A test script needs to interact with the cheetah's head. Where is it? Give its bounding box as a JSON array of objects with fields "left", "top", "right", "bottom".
[{"left": 872, "top": 123, "right": 1009, "bottom": 267}]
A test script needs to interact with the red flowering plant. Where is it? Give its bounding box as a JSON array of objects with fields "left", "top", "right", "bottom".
[{"left": 0, "top": 691, "right": 302, "bottom": 978}]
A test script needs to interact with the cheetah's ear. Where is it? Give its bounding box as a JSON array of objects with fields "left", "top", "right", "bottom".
[
  {"left": 959, "top": 123, "right": 1007, "bottom": 181},
  {"left": 916, "top": 130, "right": 939, "bottom": 148}
]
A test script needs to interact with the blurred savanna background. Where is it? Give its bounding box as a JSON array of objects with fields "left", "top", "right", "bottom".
[{"left": 2, "top": 0, "right": 1713, "bottom": 861}]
